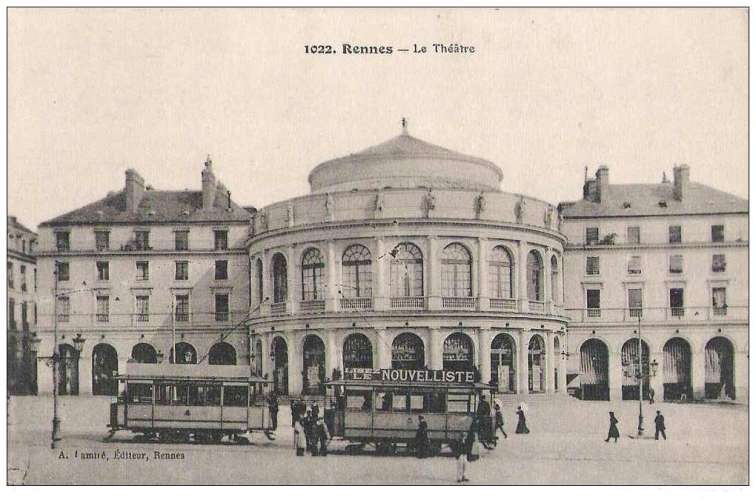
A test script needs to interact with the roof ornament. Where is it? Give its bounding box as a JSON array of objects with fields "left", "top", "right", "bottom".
[
  {"left": 662, "top": 171, "right": 669, "bottom": 183},
  {"left": 204, "top": 154, "right": 213, "bottom": 171},
  {"left": 401, "top": 117, "right": 408, "bottom": 135}
]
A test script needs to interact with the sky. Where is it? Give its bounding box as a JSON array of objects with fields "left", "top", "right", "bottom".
[{"left": 7, "top": 8, "right": 748, "bottom": 229}]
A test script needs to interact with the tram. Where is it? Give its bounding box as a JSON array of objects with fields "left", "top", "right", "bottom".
[
  {"left": 323, "top": 368, "right": 496, "bottom": 455},
  {"left": 107, "top": 362, "right": 274, "bottom": 443}
]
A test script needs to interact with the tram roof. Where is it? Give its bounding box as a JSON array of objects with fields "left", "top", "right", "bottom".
[
  {"left": 325, "top": 380, "right": 495, "bottom": 390},
  {"left": 118, "top": 362, "right": 271, "bottom": 383}
]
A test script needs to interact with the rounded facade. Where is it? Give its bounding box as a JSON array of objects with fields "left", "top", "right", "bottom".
[{"left": 248, "top": 133, "right": 568, "bottom": 396}]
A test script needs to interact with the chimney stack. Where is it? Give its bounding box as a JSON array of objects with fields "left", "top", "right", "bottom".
[
  {"left": 673, "top": 164, "right": 690, "bottom": 201},
  {"left": 125, "top": 169, "right": 145, "bottom": 213},
  {"left": 202, "top": 155, "right": 216, "bottom": 210},
  {"left": 215, "top": 181, "right": 230, "bottom": 209},
  {"left": 595, "top": 166, "right": 610, "bottom": 204}
]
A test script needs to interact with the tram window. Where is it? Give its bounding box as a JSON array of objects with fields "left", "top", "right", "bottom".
[
  {"left": 177, "top": 384, "right": 198, "bottom": 405},
  {"left": 154, "top": 384, "right": 171, "bottom": 405},
  {"left": 392, "top": 392, "right": 408, "bottom": 412},
  {"left": 128, "top": 383, "right": 153, "bottom": 403},
  {"left": 224, "top": 386, "right": 248, "bottom": 407},
  {"left": 409, "top": 392, "right": 425, "bottom": 413},
  {"left": 448, "top": 391, "right": 471, "bottom": 413},
  {"left": 428, "top": 391, "right": 447, "bottom": 413},
  {"left": 346, "top": 390, "right": 371, "bottom": 410},
  {"left": 375, "top": 391, "right": 392, "bottom": 411},
  {"left": 206, "top": 385, "right": 221, "bottom": 405}
]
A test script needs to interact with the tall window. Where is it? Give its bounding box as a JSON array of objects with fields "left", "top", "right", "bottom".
[
  {"left": 627, "top": 226, "right": 640, "bottom": 244},
  {"left": 56, "top": 262, "right": 70, "bottom": 282},
  {"left": 214, "top": 230, "right": 228, "bottom": 250},
  {"left": 586, "top": 256, "right": 600, "bottom": 276},
  {"left": 711, "top": 225, "right": 725, "bottom": 243},
  {"left": 175, "top": 230, "right": 189, "bottom": 251},
  {"left": 174, "top": 295, "right": 189, "bottom": 322},
  {"left": 627, "top": 256, "right": 642, "bottom": 275},
  {"left": 7, "top": 262, "right": 13, "bottom": 289},
  {"left": 8, "top": 299, "right": 15, "bottom": 329},
  {"left": 586, "top": 227, "right": 599, "bottom": 245},
  {"left": 215, "top": 260, "right": 228, "bottom": 280},
  {"left": 527, "top": 251, "right": 543, "bottom": 301},
  {"left": 95, "top": 230, "right": 110, "bottom": 251},
  {"left": 550, "top": 255, "right": 559, "bottom": 303},
  {"left": 669, "top": 255, "right": 683, "bottom": 274},
  {"left": 136, "top": 295, "right": 149, "bottom": 322},
  {"left": 134, "top": 230, "right": 150, "bottom": 250},
  {"left": 57, "top": 296, "right": 70, "bottom": 322},
  {"left": 96, "top": 296, "right": 109, "bottom": 322},
  {"left": 712, "top": 254, "right": 726, "bottom": 272},
  {"left": 488, "top": 246, "right": 513, "bottom": 299},
  {"left": 390, "top": 243, "right": 423, "bottom": 297},
  {"left": 20, "top": 265, "right": 27, "bottom": 291},
  {"left": 712, "top": 287, "right": 727, "bottom": 315},
  {"left": 586, "top": 289, "right": 601, "bottom": 316},
  {"left": 669, "top": 225, "right": 682, "bottom": 244},
  {"left": 670, "top": 288, "right": 684, "bottom": 316},
  {"left": 56, "top": 231, "right": 70, "bottom": 251},
  {"left": 301, "top": 248, "right": 324, "bottom": 301},
  {"left": 442, "top": 243, "right": 472, "bottom": 297},
  {"left": 255, "top": 259, "right": 263, "bottom": 305},
  {"left": 175, "top": 261, "right": 189, "bottom": 280},
  {"left": 628, "top": 288, "right": 643, "bottom": 317},
  {"left": 215, "top": 293, "right": 229, "bottom": 321},
  {"left": 342, "top": 245, "right": 372, "bottom": 298},
  {"left": 272, "top": 253, "right": 288, "bottom": 303},
  {"left": 96, "top": 261, "right": 109, "bottom": 281},
  {"left": 136, "top": 261, "right": 149, "bottom": 281}
]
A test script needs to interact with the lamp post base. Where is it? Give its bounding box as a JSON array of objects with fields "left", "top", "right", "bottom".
[
  {"left": 51, "top": 417, "right": 61, "bottom": 449},
  {"left": 637, "top": 415, "right": 644, "bottom": 436}
]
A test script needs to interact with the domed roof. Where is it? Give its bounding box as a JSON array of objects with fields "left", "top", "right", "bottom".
[{"left": 308, "top": 131, "right": 504, "bottom": 194}]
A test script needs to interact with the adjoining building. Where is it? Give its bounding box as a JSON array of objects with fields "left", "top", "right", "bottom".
[
  {"left": 560, "top": 166, "right": 748, "bottom": 402},
  {"left": 33, "top": 159, "right": 253, "bottom": 395},
  {"left": 247, "top": 126, "right": 569, "bottom": 397},
  {"left": 7, "top": 216, "right": 38, "bottom": 394}
]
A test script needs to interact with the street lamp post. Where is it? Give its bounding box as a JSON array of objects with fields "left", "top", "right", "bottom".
[
  {"left": 51, "top": 264, "right": 61, "bottom": 449},
  {"left": 637, "top": 315, "right": 644, "bottom": 436}
]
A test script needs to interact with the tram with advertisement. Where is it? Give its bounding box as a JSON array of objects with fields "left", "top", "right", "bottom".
[
  {"left": 323, "top": 368, "right": 496, "bottom": 455},
  {"left": 107, "top": 362, "right": 275, "bottom": 443}
]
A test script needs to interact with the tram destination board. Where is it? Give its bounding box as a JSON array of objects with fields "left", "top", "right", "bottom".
[{"left": 343, "top": 368, "right": 475, "bottom": 383}]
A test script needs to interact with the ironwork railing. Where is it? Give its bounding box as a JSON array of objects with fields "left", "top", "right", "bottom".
[
  {"left": 442, "top": 297, "right": 477, "bottom": 310},
  {"left": 270, "top": 302, "right": 287, "bottom": 315},
  {"left": 489, "top": 298, "right": 517, "bottom": 311},
  {"left": 528, "top": 300, "right": 545, "bottom": 312},
  {"left": 390, "top": 296, "right": 426, "bottom": 310},
  {"left": 300, "top": 300, "right": 325, "bottom": 313},
  {"left": 340, "top": 297, "right": 372, "bottom": 310}
]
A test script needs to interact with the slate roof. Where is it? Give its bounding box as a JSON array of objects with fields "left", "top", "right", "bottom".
[
  {"left": 41, "top": 190, "right": 252, "bottom": 226},
  {"left": 559, "top": 182, "right": 748, "bottom": 218},
  {"left": 7, "top": 216, "right": 36, "bottom": 235}
]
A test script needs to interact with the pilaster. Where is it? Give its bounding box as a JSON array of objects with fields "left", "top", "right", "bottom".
[
  {"left": 427, "top": 236, "right": 441, "bottom": 310},
  {"left": 326, "top": 240, "right": 338, "bottom": 312},
  {"left": 478, "top": 328, "right": 492, "bottom": 384},
  {"left": 429, "top": 328, "right": 443, "bottom": 370},
  {"left": 518, "top": 329, "right": 529, "bottom": 394},
  {"left": 477, "top": 238, "right": 489, "bottom": 311}
]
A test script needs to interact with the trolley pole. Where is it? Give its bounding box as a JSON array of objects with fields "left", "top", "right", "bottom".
[
  {"left": 637, "top": 314, "right": 644, "bottom": 436},
  {"left": 51, "top": 263, "right": 61, "bottom": 449}
]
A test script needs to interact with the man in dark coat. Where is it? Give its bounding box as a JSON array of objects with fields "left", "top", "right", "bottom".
[
  {"left": 654, "top": 410, "right": 666, "bottom": 440},
  {"left": 415, "top": 415, "right": 430, "bottom": 458},
  {"left": 476, "top": 395, "right": 493, "bottom": 448},
  {"left": 604, "top": 411, "right": 619, "bottom": 443},
  {"left": 268, "top": 393, "right": 279, "bottom": 430}
]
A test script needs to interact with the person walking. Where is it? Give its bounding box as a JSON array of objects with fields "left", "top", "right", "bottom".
[
  {"left": 268, "top": 393, "right": 279, "bottom": 431},
  {"left": 648, "top": 387, "right": 655, "bottom": 405},
  {"left": 654, "top": 410, "right": 667, "bottom": 440},
  {"left": 494, "top": 404, "right": 508, "bottom": 440},
  {"left": 415, "top": 415, "right": 430, "bottom": 458},
  {"left": 515, "top": 405, "right": 529, "bottom": 434},
  {"left": 604, "top": 411, "right": 620, "bottom": 443},
  {"left": 303, "top": 409, "right": 314, "bottom": 453},
  {"left": 455, "top": 436, "right": 470, "bottom": 483},
  {"left": 293, "top": 417, "right": 306, "bottom": 457},
  {"left": 315, "top": 416, "right": 331, "bottom": 456},
  {"left": 476, "top": 395, "right": 493, "bottom": 448}
]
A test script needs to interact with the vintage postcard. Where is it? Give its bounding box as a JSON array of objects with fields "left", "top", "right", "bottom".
[{"left": 4, "top": 7, "right": 748, "bottom": 486}]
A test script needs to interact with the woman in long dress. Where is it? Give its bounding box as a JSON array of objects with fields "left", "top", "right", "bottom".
[
  {"left": 515, "top": 405, "right": 529, "bottom": 434},
  {"left": 605, "top": 411, "right": 620, "bottom": 443}
]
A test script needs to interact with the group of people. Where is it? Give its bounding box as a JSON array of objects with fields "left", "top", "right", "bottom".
[
  {"left": 292, "top": 400, "right": 331, "bottom": 457},
  {"left": 605, "top": 410, "right": 667, "bottom": 442}
]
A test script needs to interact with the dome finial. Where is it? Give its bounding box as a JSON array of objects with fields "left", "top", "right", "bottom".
[
  {"left": 401, "top": 117, "right": 408, "bottom": 135},
  {"left": 204, "top": 154, "right": 213, "bottom": 171}
]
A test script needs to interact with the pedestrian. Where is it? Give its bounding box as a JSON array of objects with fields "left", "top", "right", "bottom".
[
  {"left": 268, "top": 393, "right": 279, "bottom": 431},
  {"left": 466, "top": 424, "right": 480, "bottom": 462},
  {"left": 315, "top": 416, "right": 330, "bottom": 456},
  {"left": 415, "top": 415, "right": 430, "bottom": 458},
  {"left": 293, "top": 417, "right": 306, "bottom": 457},
  {"left": 648, "top": 387, "right": 655, "bottom": 405},
  {"left": 494, "top": 403, "right": 508, "bottom": 440},
  {"left": 455, "top": 437, "right": 470, "bottom": 483},
  {"left": 604, "top": 411, "right": 620, "bottom": 443},
  {"left": 312, "top": 403, "right": 320, "bottom": 421},
  {"left": 654, "top": 410, "right": 667, "bottom": 440},
  {"left": 515, "top": 405, "right": 530, "bottom": 434},
  {"left": 476, "top": 395, "right": 493, "bottom": 448},
  {"left": 303, "top": 409, "right": 314, "bottom": 452}
]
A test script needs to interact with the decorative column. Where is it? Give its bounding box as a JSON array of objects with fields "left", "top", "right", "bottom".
[
  {"left": 477, "top": 238, "right": 488, "bottom": 311},
  {"left": 518, "top": 330, "right": 530, "bottom": 394},
  {"left": 259, "top": 334, "right": 270, "bottom": 379},
  {"left": 559, "top": 334, "right": 568, "bottom": 394},
  {"left": 543, "top": 249, "right": 553, "bottom": 315},
  {"left": 478, "top": 328, "right": 492, "bottom": 384},
  {"left": 691, "top": 345, "right": 706, "bottom": 400},
  {"left": 287, "top": 332, "right": 303, "bottom": 396},
  {"left": 609, "top": 349, "right": 623, "bottom": 401},
  {"left": 545, "top": 331, "right": 555, "bottom": 394},
  {"left": 79, "top": 346, "right": 93, "bottom": 395},
  {"left": 325, "top": 240, "right": 338, "bottom": 312},
  {"left": 374, "top": 238, "right": 388, "bottom": 310},
  {"left": 429, "top": 328, "right": 444, "bottom": 370},
  {"left": 517, "top": 241, "right": 529, "bottom": 312},
  {"left": 375, "top": 329, "right": 390, "bottom": 369},
  {"left": 326, "top": 332, "right": 339, "bottom": 377},
  {"left": 427, "top": 236, "right": 440, "bottom": 310},
  {"left": 261, "top": 251, "right": 272, "bottom": 316},
  {"left": 287, "top": 246, "right": 298, "bottom": 315}
]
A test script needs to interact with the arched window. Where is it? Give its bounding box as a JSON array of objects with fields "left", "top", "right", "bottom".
[
  {"left": 442, "top": 243, "right": 472, "bottom": 297},
  {"left": 131, "top": 343, "right": 157, "bottom": 363},
  {"left": 527, "top": 250, "right": 543, "bottom": 301},
  {"left": 255, "top": 258, "right": 263, "bottom": 305},
  {"left": 391, "top": 332, "right": 425, "bottom": 369},
  {"left": 92, "top": 343, "right": 118, "bottom": 396},
  {"left": 171, "top": 342, "right": 197, "bottom": 364},
  {"left": 272, "top": 253, "right": 288, "bottom": 304},
  {"left": 488, "top": 246, "right": 513, "bottom": 299},
  {"left": 301, "top": 248, "right": 324, "bottom": 301},
  {"left": 343, "top": 333, "right": 373, "bottom": 369},
  {"left": 342, "top": 245, "right": 372, "bottom": 298},
  {"left": 208, "top": 342, "right": 237, "bottom": 365},
  {"left": 551, "top": 255, "right": 560, "bottom": 304},
  {"left": 390, "top": 243, "right": 423, "bottom": 297}
]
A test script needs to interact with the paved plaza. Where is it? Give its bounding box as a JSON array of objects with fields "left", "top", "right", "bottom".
[{"left": 7, "top": 395, "right": 747, "bottom": 485}]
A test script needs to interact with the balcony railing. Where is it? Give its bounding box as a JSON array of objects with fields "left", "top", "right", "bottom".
[
  {"left": 670, "top": 307, "right": 685, "bottom": 318},
  {"left": 215, "top": 311, "right": 230, "bottom": 322},
  {"left": 564, "top": 306, "right": 746, "bottom": 323},
  {"left": 96, "top": 314, "right": 109, "bottom": 323},
  {"left": 489, "top": 298, "right": 517, "bottom": 311},
  {"left": 391, "top": 296, "right": 426, "bottom": 310},
  {"left": 713, "top": 306, "right": 728, "bottom": 316},
  {"left": 271, "top": 302, "right": 287, "bottom": 316},
  {"left": 442, "top": 297, "right": 477, "bottom": 310},
  {"left": 587, "top": 308, "right": 601, "bottom": 318},
  {"left": 300, "top": 300, "right": 325, "bottom": 313},
  {"left": 340, "top": 297, "right": 372, "bottom": 310},
  {"left": 528, "top": 300, "right": 545, "bottom": 313}
]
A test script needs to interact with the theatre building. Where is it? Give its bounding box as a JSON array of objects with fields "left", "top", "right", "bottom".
[
  {"left": 33, "top": 160, "right": 252, "bottom": 395},
  {"left": 247, "top": 126, "right": 569, "bottom": 396},
  {"left": 560, "top": 166, "right": 748, "bottom": 402}
]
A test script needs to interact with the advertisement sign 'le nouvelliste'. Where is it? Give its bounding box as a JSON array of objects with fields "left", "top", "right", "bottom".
[{"left": 344, "top": 368, "right": 476, "bottom": 383}]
